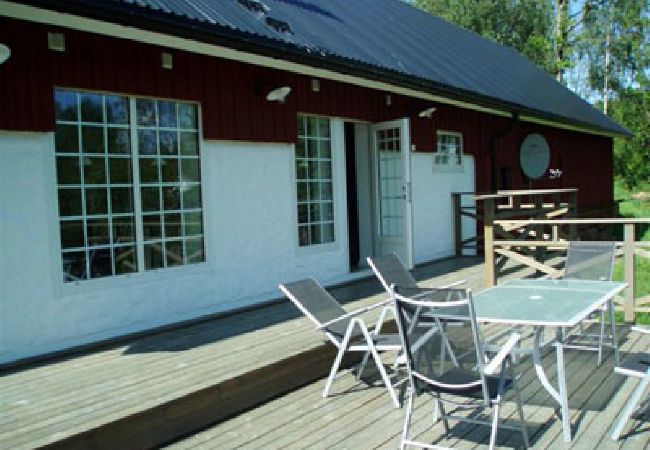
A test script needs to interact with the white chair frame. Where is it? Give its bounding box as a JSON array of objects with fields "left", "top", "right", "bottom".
[
  {"left": 611, "top": 326, "right": 650, "bottom": 441},
  {"left": 279, "top": 279, "right": 403, "bottom": 408}
]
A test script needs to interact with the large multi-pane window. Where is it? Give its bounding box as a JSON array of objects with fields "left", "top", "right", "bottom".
[
  {"left": 434, "top": 131, "right": 463, "bottom": 167},
  {"left": 295, "top": 115, "right": 334, "bottom": 246},
  {"left": 54, "top": 89, "right": 204, "bottom": 283}
]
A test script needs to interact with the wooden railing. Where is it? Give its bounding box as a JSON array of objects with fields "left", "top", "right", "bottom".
[
  {"left": 452, "top": 188, "right": 578, "bottom": 256},
  {"left": 484, "top": 217, "right": 650, "bottom": 322}
]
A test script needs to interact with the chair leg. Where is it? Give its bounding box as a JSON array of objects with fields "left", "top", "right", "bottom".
[
  {"left": 611, "top": 374, "right": 650, "bottom": 441},
  {"left": 356, "top": 350, "right": 371, "bottom": 380},
  {"left": 369, "top": 343, "right": 400, "bottom": 408},
  {"left": 400, "top": 389, "right": 415, "bottom": 450},
  {"left": 323, "top": 344, "right": 347, "bottom": 398},
  {"left": 435, "top": 393, "right": 450, "bottom": 433},
  {"left": 489, "top": 400, "right": 501, "bottom": 450},
  {"left": 597, "top": 308, "right": 606, "bottom": 366},
  {"left": 513, "top": 377, "right": 530, "bottom": 448}
]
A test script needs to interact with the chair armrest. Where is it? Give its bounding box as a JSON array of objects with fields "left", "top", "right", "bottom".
[
  {"left": 316, "top": 298, "right": 392, "bottom": 330},
  {"left": 631, "top": 326, "right": 650, "bottom": 335},
  {"left": 484, "top": 333, "right": 521, "bottom": 376}
]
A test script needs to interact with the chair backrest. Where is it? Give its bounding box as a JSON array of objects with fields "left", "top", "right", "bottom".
[
  {"left": 393, "top": 287, "right": 489, "bottom": 404},
  {"left": 279, "top": 278, "right": 351, "bottom": 344},
  {"left": 368, "top": 253, "right": 418, "bottom": 293},
  {"left": 564, "top": 241, "right": 616, "bottom": 281}
]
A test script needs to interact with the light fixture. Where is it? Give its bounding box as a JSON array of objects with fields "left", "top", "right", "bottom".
[
  {"left": 266, "top": 86, "right": 291, "bottom": 103},
  {"left": 0, "top": 44, "right": 10, "bottom": 64},
  {"left": 418, "top": 107, "right": 437, "bottom": 118}
]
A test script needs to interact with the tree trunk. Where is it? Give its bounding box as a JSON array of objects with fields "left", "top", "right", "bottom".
[
  {"left": 603, "top": 20, "right": 612, "bottom": 113},
  {"left": 555, "top": 0, "right": 570, "bottom": 82}
]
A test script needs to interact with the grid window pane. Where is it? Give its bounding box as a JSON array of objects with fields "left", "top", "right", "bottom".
[
  {"left": 435, "top": 132, "right": 463, "bottom": 167},
  {"left": 115, "top": 246, "right": 137, "bottom": 274},
  {"left": 60, "top": 220, "right": 84, "bottom": 249},
  {"left": 55, "top": 90, "right": 204, "bottom": 282},
  {"left": 295, "top": 115, "right": 334, "bottom": 246},
  {"left": 55, "top": 89, "right": 137, "bottom": 282},
  {"left": 108, "top": 128, "right": 131, "bottom": 154},
  {"left": 56, "top": 125, "right": 79, "bottom": 153},
  {"left": 136, "top": 98, "right": 204, "bottom": 269}
]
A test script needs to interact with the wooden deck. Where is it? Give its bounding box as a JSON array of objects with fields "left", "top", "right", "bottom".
[
  {"left": 167, "top": 326, "right": 650, "bottom": 449},
  {"left": 1, "top": 256, "right": 648, "bottom": 449}
]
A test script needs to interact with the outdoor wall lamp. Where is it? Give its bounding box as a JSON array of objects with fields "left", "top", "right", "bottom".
[
  {"left": 266, "top": 86, "right": 292, "bottom": 103},
  {"left": 418, "top": 107, "right": 437, "bottom": 118},
  {"left": 0, "top": 44, "right": 11, "bottom": 64}
]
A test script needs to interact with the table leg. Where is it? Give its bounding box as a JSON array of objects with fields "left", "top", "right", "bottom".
[
  {"left": 533, "top": 326, "right": 572, "bottom": 443},
  {"left": 608, "top": 299, "right": 619, "bottom": 366},
  {"left": 555, "top": 327, "right": 571, "bottom": 443}
]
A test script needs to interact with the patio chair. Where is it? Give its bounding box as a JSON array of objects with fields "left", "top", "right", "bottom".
[
  {"left": 279, "top": 277, "right": 403, "bottom": 408},
  {"left": 393, "top": 286, "right": 529, "bottom": 450},
  {"left": 367, "top": 253, "right": 466, "bottom": 365},
  {"left": 611, "top": 326, "right": 650, "bottom": 441},
  {"left": 561, "top": 241, "right": 617, "bottom": 365}
]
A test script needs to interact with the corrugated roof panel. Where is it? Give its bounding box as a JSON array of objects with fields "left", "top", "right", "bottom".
[{"left": 27, "top": 0, "right": 629, "bottom": 135}]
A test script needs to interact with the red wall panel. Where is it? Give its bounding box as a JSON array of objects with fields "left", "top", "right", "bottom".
[{"left": 0, "top": 17, "right": 613, "bottom": 208}]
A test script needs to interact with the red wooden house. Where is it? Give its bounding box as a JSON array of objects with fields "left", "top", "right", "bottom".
[{"left": 0, "top": 0, "right": 628, "bottom": 364}]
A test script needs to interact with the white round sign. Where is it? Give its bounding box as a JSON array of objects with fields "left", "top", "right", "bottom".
[{"left": 520, "top": 133, "right": 550, "bottom": 179}]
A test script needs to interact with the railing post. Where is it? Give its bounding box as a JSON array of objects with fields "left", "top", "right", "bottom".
[
  {"left": 453, "top": 193, "right": 462, "bottom": 257},
  {"left": 534, "top": 194, "right": 545, "bottom": 270},
  {"left": 484, "top": 198, "right": 496, "bottom": 287},
  {"left": 568, "top": 190, "right": 578, "bottom": 240},
  {"left": 624, "top": 223, "right": 636, "bottom": 323}
]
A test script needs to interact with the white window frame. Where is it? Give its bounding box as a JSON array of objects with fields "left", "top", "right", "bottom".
[
  {"left": 53, "top": 89, "right": 207, "bottom": 285},
  {"left": 434, "top": 130, "right": 463, "bottom": 170},
  {"left": 295, "top": 114, "right": 336, "bottom": 248}
]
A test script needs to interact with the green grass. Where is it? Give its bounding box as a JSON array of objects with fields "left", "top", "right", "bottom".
[{"left": 613, "top": 180, "right": 650, "bottom": 324}]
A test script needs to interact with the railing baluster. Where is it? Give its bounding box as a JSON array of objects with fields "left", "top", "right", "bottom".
[{"left": 624, "top": 223, "right": 636, "bottom": 323}]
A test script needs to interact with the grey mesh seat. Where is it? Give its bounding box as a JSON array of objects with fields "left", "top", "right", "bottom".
[
  {"left": 562, "top": 241, "right": 617, "bottom": 365},
  {"left": 393, "top": 286, "right": 529, "bottom": 450},
  {"left": 279, "top": 278, "right": 402, "bottom": 408}
]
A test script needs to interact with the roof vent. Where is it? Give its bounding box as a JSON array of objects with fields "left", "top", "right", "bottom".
[
  {"left": 237, "top": 0, "right": 269, "bottom": 14},
  {"left": 265, "top": 17, "right": 292, "bottom": 34}
]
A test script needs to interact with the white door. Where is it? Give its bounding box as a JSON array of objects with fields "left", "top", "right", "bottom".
[{"left": 371, "top": 118, "right": 413, "bottom": 268}]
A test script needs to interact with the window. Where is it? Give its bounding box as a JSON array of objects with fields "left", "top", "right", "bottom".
[
  {"left": 295, "top": 115, "right": 334, "bottom": 246},
  {"left": 54, "top": 89, "right": 204, "bottom": 283},
  {"left": 434, "top": 131, "right": 463, "bottom": 167}
]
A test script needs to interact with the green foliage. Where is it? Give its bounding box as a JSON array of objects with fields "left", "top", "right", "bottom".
[
  {"left": 580, "top": 0, "right": 649, "bottom": 94},
  {"left": 414, "top": 0, "right": 556, "bottom": 73},
  {"left": 609, "top": 84, "right": 650, "bottom": 190}
]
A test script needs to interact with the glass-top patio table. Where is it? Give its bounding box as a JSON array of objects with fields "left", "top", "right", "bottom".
[{"left": 470, "top": 279, "right": 628, "bottom": 442}]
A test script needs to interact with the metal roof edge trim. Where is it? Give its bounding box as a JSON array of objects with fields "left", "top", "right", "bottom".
[{"left": 0, "top": 0, "right": 631, "bottom": 139}]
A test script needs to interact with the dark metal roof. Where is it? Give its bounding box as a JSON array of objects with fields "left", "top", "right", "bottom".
[{"left": 19, "top": 0, "right": 630, "bottom": 136}]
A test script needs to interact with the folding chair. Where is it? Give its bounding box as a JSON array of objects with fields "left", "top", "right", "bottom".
[
  {"left": 561, "top": 241, "right": 617, "bottom": 365},
  {"left": 611, "top": 326, "right": 650, "bottom": 441},
  {"left": 279, "top": 278, "right": 403, "bottom": 408},
  {"left": 393, "top": 289, "right": 529, "bottom": 449},
  {"left": 367, "top": 253, "right": 467, "bottom": 365},
  {"left": 393, "top": 286, "right": 529, "bottom": 450}
]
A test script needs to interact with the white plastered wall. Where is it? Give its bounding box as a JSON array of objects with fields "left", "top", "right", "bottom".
[
  {"left": 411, "top": 154, "right": 476, "bottom": 263},
  {"left": 0, "top": 121, "right": 350, "bottom": 364}
]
